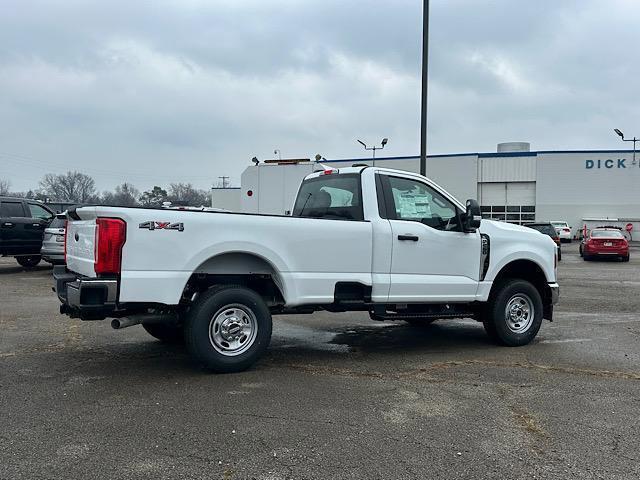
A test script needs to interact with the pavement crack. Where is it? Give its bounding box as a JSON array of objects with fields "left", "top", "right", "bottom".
[
  {"left": 207, "top": 410, "right": 359, "bottom": 428},
  {"left": 423, "top": 360, "right": 640, "bottom": 381},
  {"left": 274, "top": 360, "right": 640, "bottom": 382}
]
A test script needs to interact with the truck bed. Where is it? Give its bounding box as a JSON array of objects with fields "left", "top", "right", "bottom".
[{"left": 66, "top": 206, "right": 374, "bottom": 306}]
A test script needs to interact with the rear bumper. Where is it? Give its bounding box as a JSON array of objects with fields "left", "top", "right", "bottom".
[
  {"left": 584, "top": 247, "right": 628, "bottom": 256},
  {"left": 41, "top": 249, "right": 65, "bottom": 264},
  {"left": 53, "top": 265, "right": 118, "bottom": 320}
]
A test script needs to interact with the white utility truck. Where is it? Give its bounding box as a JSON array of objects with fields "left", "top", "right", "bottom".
[{"left": 54, "top": 166, "right": 559, "bottom": 372}]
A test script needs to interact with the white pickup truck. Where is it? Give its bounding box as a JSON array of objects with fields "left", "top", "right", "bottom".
[{"left": 54, "top": 166, "right": 559, "bottom": 372}]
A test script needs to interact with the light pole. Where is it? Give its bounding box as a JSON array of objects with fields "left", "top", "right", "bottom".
[
  {"left": 614, "top": 128, "right": 638, "bottom": 166},
  {"left": 357, "top": 138, "right": 388, "bottom": 165},
  {"left": 420, "top": 0, "right": 429, "bottom": 176}
]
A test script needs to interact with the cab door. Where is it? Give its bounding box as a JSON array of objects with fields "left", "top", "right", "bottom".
[
  {"left": 0, "top": 200, "right": 31, "bottom": 254},
  {"left": 25, "top": 202, "right": 54, "bottom": 251},
  {"left": 378, "top": 174, "right": 481, "bottom": 302}
]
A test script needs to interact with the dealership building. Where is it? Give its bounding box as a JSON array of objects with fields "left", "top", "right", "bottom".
[
  {"left": 212, "top": 142, "right": 640, "bottom": 238},
  {"left": 323, "top": 142, "right": 640, "bottom": 237}
]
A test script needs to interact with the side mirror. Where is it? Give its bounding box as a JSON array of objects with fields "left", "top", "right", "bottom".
[{"left": 463, "top": 199, "right": 482, "bottom": 232}]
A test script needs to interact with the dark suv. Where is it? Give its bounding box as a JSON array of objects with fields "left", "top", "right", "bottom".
[
  {"left": 525, "top": 222, "right": 562, "bottom": 261},
  {"left": 0, "top": 197, "right": 55, "bottom": 267}
]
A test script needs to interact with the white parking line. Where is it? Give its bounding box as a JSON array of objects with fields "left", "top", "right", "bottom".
[{"left": 540, "top": 338, "right": 593, "bottom": 344}]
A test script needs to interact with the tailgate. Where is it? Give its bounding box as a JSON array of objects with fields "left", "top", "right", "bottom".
[{"left": 66, "top": 219, "right": 97, "bottom": 277}]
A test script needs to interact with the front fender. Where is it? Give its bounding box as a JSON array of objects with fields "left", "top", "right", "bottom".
[{"left": 485, "top": 249, "right": 555, "bottom": 285}]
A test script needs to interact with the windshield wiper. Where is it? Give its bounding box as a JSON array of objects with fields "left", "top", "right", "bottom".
[{"left": 297, "top": 193, "right": 313, "bottom": 217}]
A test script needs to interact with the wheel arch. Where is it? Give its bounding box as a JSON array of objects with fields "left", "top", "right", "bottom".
[
  {"left": 181, "top": 251, "right": 287, "bottom": 307},
  {"left": 489, "top": 259, "right": 553, "bottom": 320}
]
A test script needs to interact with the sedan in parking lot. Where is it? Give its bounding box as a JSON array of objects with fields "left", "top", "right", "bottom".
[
  {"left": 580, "top": 228, "right": 629, "bottom": 262},
  {"left": 40, "top": 214, "right": 66, "bottom": 265},
  {"left": 551, "top": 221, "right": 572, "bottom": 243}
]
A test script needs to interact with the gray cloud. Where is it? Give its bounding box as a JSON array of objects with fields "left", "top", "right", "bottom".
[{"left": 0, "top": 0, "right": 638, "bottom": 191}]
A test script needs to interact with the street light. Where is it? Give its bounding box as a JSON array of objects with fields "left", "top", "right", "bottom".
[
  {"left": 420, "top": 0, "right": 430, "bottom": 176},
  {"left": 356, "top": 138, "right": 389, "bottom": 165},
  {"left": 614, "top": 128, "right": 638, "bottom": 166}
]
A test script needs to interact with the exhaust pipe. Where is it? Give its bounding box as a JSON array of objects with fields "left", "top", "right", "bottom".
[
  {"left": 111, "top": 316, "right": 141, "bottom": 330},
  {"left": 111, "top": 313, "right": 178, "bottom": 330}
]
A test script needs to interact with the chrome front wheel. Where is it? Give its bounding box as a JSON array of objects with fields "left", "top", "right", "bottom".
[
  {"left": 504, "top": 294, "right": 534, "bottom": 334},
  {"left": 483, "top": 279, "right": 543, "bottom": 347}
]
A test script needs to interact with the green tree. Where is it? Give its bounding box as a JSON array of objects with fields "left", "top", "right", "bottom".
[
  {"left": 139, "top": 186, "right": 168, "bottom": 207},
  {"left": 102, "top": 183, "right": 140, "bottom": 206}
]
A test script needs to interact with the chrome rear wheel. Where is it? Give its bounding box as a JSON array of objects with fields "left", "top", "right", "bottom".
[
  {"left": 185, "top": 286, "right": 272, "bottom": 373},
  {"left": 209, "top": 305, "right": 258, "bottom": 356}
]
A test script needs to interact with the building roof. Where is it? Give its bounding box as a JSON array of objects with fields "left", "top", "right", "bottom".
[{"left": 322, "top": 148, "right": 637, "bottom": 163}]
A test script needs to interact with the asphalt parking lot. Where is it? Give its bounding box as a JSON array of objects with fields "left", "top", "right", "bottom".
[{"left": 1, "top": 242, "right": 640, "bottom": 480}]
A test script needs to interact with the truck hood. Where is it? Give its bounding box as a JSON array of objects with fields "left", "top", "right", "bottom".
[
  {"left": 479, "top": 219, "right": 554, "bottom": 246},
  {"left": 479, "top": 219, "right": 539, "bottom": 237},
  {"left": 479, "top": 219, "right": 558, "bottom": 269}
]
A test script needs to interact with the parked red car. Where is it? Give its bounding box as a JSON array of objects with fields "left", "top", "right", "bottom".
[{"left": 580, "top": 228, "right": 629, "bottom": 262}]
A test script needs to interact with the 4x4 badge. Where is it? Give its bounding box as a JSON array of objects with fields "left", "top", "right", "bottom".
[{"left": 139, "top": 221, "right": 184, "bottom": 232}]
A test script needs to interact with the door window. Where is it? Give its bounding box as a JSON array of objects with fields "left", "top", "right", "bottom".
[
  {"left": 0, "top": 201, "right": 26, "bottom": 218},
  {"left": 385, "top": 176, "right": 461, "bottom": 231},
  {"left": 27, "top": 203, "right": 53, "bottom": 220}
]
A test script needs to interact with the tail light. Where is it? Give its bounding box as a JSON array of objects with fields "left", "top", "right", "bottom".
[
  {"left": 94, "top": 218, "right": 126, "bottom": 275},
  {"left": 63, "top": 220, "right": 68, "bottom": 263}
]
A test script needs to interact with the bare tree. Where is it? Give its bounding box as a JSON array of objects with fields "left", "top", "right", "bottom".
[
  {"left": 0, "top": 179, "right": 10, "bottom": 196},
  {"left": 39, "top": 171, "right": 96, "bottom": 203},
  {"left": 168, "top": 183, "right": 209, "bottom": 206}
]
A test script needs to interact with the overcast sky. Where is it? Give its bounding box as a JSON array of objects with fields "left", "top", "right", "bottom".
[{"left": 1, "top": 0, "right": 639, "bottom": 192}]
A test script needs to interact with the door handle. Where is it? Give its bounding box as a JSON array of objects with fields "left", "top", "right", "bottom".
[
  {"left": 32, "top": 223, "right": 42, "bottom": 227},
  {"left": 398, "top": 234, "right": 419, "bottom": 241},
  {"left": 2, "top": 222, "right": 14, "bottom": 228}
]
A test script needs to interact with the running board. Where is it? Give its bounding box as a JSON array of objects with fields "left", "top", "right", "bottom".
[{"left": 369, "top": 304, "right": 475, "bottom": 322}]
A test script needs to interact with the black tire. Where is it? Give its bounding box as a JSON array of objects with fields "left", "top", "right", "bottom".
[
  {"left": 583, "top": 254, "right": 592, "bottom": 261},
  {"left": 404, "top": 319, "right": 436, "bottom": 327},
  {"left": 16, "top": 255, "right": 41, "bottom": 268},
  {"left": 579, "top": 246, "right": 583, "bottom": 257},
  {"left": 622, "top": 255, "right": 630, "bottom": 262},
  {"left": 184, "top": 286, "right": 272, "bottom": 373},
  {"left": 483, "top": 279, "right": 543, "bottom": 347},
  {"left": 142, "top": 322, "right": 184, "bottom": 344},
  {"left": 557, "top": 248, "right": 562, "bottom": 262}
]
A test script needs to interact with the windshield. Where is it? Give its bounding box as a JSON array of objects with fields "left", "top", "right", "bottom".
[
  {"left": 292, "top": 174, "right": 363, "bottom": 221},
  {"left": 49, "top": 217, "right": 66, "bottom": 228},
  {"left": 527, "top": 224, "right": 556, "bottom": 236},
  {"left": 551, "top": 222, "right": 568, "bottom": 227},
  {"left": 591, "top": 230, "right": 623, "bottom": 238}
]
